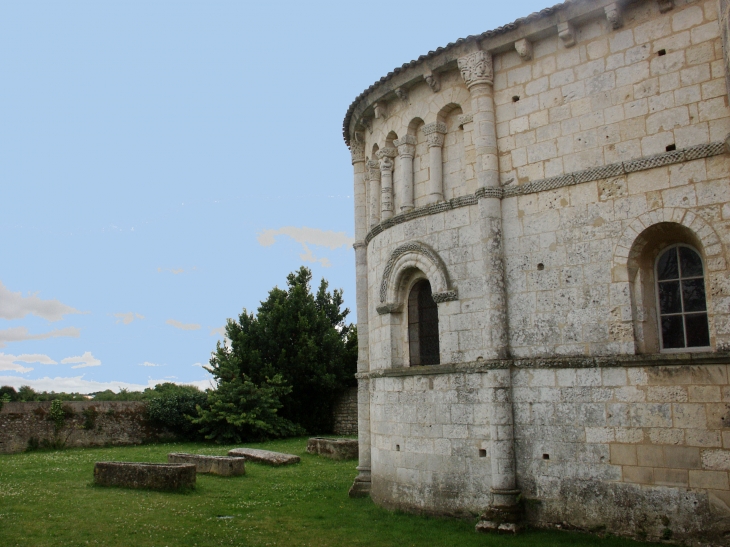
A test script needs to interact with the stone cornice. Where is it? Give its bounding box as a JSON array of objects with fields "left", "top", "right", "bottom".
[
  {"left": 363, "top": 140, "right": 726, "bottom": 246},
  {"left": 355, "top": 352, "right": 730, "bottom": 379}
]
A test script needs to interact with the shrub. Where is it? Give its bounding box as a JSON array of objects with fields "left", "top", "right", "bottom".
[{"left": 144, "top": 384, "right": 208, "bottom": 440}]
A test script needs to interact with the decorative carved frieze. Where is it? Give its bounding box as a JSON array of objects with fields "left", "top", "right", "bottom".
[
  {"left": 457, "top": 51, "right": 494, "bottom": 89},
  {"left": 514, "top": 39, "right": 532, "bottom": 61},
  {"left": 558, "top": 21, "right": 576, "bottom": 47},
  {"left": 374, "top": 101, "right": 387, "bottom": 119},
  {"left": 395, "top": 87, "right": 408, "bottom": 101},
  {"left": 366, "top": 159, "right": 381, "bottom": 180},
  {"left": 432, "top": 290, "right": 458, "bottom": 303},
  {"left": 457, "top": 114, "right": 473, "bottom": 128},
  {"left": 604, "top": 3, "right": 623, "bottom": 29},
  {"left": 658, "top": 0, "right": 674, "bottom": 13},
  {"left": 424, "top": 71, "right": 440, "bottom": 93}
]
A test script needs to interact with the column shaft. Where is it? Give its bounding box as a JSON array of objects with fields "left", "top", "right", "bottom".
[
  {"left": 367, "top": 160, "right": 381, "bottom": 229},
  {"left": 422, "top": 123, "right": 446, "bottom": 204},
  {"left": 394, "top": 136, "right": 416, "bottom": 212}
]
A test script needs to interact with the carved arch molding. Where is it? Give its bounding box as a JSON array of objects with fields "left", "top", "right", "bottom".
[{"left": 377, "top": 242, "right": 458, "bottom": 315}]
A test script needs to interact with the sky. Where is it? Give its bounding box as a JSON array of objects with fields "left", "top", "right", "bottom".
[{"left": 0, "top": 0, "right": 553, "bottom": 394}]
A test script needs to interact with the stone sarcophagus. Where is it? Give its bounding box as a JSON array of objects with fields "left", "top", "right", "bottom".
[{"left": 93, "top": 461, "right": 196, "bottom": 491}]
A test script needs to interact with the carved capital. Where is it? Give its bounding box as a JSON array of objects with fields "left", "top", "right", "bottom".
[
  {"left": 376, "top": 147, "right": 397, "bottom": 159},
  {"left": 350, "top": 138, "right": 366, "bottom": 164},
  {"left": 394, "top": 135, "right": 417, "bottom": 157},
  {"left": 558, "top": 21, "right": 576, "bottom": 48},
  {"left": 658, "top": 0, "right": 674, "bottom": 13},
  {"left": 424, "top": 71, "right": 441, "bottom": 93},
  {"left": 604, "top": 3, "right": 623, "bottom": 29},
  {"left": 379, "top": 156, "right": 394, "bottom": 172},
  {"left": 395, "top": 87, "right": 408, "bottom": 101},
  {"left": 358, "top": 117, "right": 373, "bottom": 134},
  {"left": 376, "top": 303, "right": 402, "bottom": 315},
  {"left": 514, "top": 39, "right": 532, "bottom": 61},
  {"left": 366, "top": 159, "right": 381, "bottom": 180},
  {"left": 458, "top": 50, "right": 494, "bottom": 88}
]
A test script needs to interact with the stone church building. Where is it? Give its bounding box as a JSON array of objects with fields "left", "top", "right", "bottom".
[{"left": 343, "top": 0, "right": 730, "bottom": 542}]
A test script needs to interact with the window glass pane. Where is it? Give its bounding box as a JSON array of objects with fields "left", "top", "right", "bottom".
[
  {"left": 661, "top": 316, "right": 685, "bottom": 348},
  {"left": 679, "top": 246, "right": 703, "bottom": 278},
  {"left": 657, "top": 248, "right": 679, "bottom": 280},
  {"left": 658, "top": 281, "right": 682, "bottom": 314},
  {"left": 685, "top": 313, "right": 710, "bottom": 347},
  {"left": 682, "top": 278, "right": 707, "bottom": 312}
]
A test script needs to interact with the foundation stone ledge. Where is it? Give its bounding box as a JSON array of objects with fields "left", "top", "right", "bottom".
[{"left": 356, "top": 352, "right": 730, "bottom": 379}]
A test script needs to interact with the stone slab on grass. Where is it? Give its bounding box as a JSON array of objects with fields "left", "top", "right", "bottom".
[
  {"left": 307, "top": 437, "right": 358, "bottom": 460},
  {"left": 94, "top": 461, "right": 196, "bottom": 491},
  {"left": 168, "top": 453, "right": 246, "bottom": 476},
  {"left": 227, "top": 447, "right": 300, "bottom": 466}
]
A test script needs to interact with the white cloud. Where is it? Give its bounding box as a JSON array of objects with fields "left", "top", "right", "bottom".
[
  {"left": 257, "top": 226, "right": 354, "bottom": 268},
  {"left": 0, "top": 353, "right": 57, "bottom": 373},
  {"left": 166, "top": 319, "right": 201, "bottom": 331},
  {"left": 113, "top": 312, "right": 145, "bottom": 325},
  {"left": 0, "top": 375, "right": 214, "bottom": 394},
  {"left": 0, "top": 326, "right": 80, "bottom": 348},
  {"left": 209, "top": 326, "right": 226, "bottom": 337},
  {"left": 139, "top": 361, "right": 163, "bottom": 367},
  {"left": 0, "top": 281, "right": 85, "bottom": 322},
  {"left": 61, "top": 351, "right": 101, "bottom": 369}
]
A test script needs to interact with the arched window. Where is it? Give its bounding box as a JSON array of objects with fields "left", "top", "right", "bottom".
[
  {"left": 655, "top": 245, "right": 710, "bottom": 350},
  {"left": 408, "top": 279, "right": 440, "bottom": 365}
]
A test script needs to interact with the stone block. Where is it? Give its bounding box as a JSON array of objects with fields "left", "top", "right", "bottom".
[
  {"left": 167, "top": 453, "right": 246, "bottom": 476},
  {"left": 702, "top": 449, "right": 730, "bottom": 471},
  {"left": 227, "top": 448, "right": 300, "bottom": 466},
  {"left": 306, "top": 438, "right": 358, "bottom": 460},
  {"left": 623, "top": 465, "right": 654, "bottom": 484},
  {"left": 689, "top": 469, "right": 730, "bottom": 489},
  {"left": 637, "top": 444, "right": 665, "bottom": 467},
  {"left": 664, "top": 446, "right": 701, "bottom": 469},
  {"left": 611, "top": 444, "right": 637, "bottom": 465},
  {"left": 654, "top": 467, "right": 689, "bottom": 487},
  {"left": 93, "top": 462, "right": 196, "bottom": 491}
]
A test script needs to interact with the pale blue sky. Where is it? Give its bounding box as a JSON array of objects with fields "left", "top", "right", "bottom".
[{"left": 0, "top": 0, "right": 552, "bottom": 393}]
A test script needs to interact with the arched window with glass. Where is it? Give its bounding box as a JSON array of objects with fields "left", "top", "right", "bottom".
[
  {"left": 655, "top": 245, "right": 710, "bottom": 350},
  {"left": 408, "top": 279, "right": 440, "bottom": 366}
]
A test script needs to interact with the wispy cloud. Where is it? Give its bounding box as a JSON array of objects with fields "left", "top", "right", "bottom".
[
  {"left": 0, "top": 281, "right": 85, "bottom": 322},
  {"left": 113, "top": 312, "right": 144, "bottom": 325},
  {"left": 0, "top": 376, "right": 214, "bottom": 394},
  {"left": 209, "top": 326, "right": 226, "bottom": 337},
  {"left": 139, "top": 361, "right": 164, "bottom": 367},
  {"left": 166, "top": 319, "right": 201, "bottom": 331},
  {"left": 0, "top": 326, "right": 80, "bottom": 348},
  {"left": 257, "top": 226, "right": 354, "bottom": 268},
  {"left": 0, "top": 353, "right": 58, "bottom": 373},
  {"left": 61, "top": 351, "right": 101, "bottom": 369}
]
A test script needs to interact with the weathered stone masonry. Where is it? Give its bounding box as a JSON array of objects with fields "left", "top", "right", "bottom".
[{"left": 344, "top": 0, "right": 730, "bottom": 543}]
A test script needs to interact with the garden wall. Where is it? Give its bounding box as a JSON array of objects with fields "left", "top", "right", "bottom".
[
  {"left": 0, "top": 401, "right": 171, "bottom": 454},
  {"left": 333, "top": 387, "right": 358, "bottom": 435}
]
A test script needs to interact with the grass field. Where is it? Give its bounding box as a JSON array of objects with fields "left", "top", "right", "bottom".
[{"left": 0, "top": 438, "right": 655, "bottom": 547}]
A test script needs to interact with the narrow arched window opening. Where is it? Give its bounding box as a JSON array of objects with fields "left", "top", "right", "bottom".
[
  {"left": 655, "top": 245, "right": 710, "bottom": 350},
  {"left": 408, "top": 279, "right": 440, "bottom": 365}
]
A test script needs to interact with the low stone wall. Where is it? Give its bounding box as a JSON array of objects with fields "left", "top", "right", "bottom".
[
  {"left": 332, "top": 387, "right": 357, "bottom": 436},
  {"left": 94, "top": 461, "right": 196, "bottom": 491},
  {"left": 0, "top": 401, "right": 170, "bottom": 454}
]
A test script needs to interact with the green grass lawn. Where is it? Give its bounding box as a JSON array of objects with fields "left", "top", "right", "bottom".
[{"left": 0, "top": 438, "right": 656, "bottom": 547}]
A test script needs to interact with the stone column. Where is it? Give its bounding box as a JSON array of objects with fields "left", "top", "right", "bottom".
[
  {"left": 367, "top": 159, "right": 381, "bottom": 229},
  {"left": 459, "top": 49, "right": 519, "bottom": 532},
  {"left": 349, "top": 135, "right": 372, "bottom": 498},
  {"left": 720, "top": 0, "right": 730, "bottom": 103},
  {"left": 422, "top": 122, "right": 447, "bottom": 204},
  {"left": 377, "top": 148, "right": 397, "bottom": 221},
  {"left": 394, "top": 135, "right": 416, "bottom": 212}
]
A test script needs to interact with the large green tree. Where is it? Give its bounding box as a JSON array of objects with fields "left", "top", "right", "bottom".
[{"left": 204, "top": 266, "right": 357, "bottom": 436}]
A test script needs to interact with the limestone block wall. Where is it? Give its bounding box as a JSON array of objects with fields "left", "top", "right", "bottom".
[
  {"left": 332, "top": 387, "right": 358, "bottom": 435},
  {"left": 0, "top": 401, "right": 170, "bottom": 454}
]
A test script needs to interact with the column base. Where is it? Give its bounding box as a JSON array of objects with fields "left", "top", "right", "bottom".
[
  {"left": 475, "top": 493, "right": 523, "bottom": 534},
  {"left": 348, "top": 477, "right": 371, "bottom": 498}
]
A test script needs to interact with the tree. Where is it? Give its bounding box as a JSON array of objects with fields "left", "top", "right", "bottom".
[
  {"left": 204, "top": 266, "right": 357, "bottom": 436},
  {"left": 144, "top": 383, "right": 208, "bottom": 440}
]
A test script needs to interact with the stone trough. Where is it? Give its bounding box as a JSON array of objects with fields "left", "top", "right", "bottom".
[
  {"left": 306, "top": 437, "right": 358, "bottom": 460},
  {"left": 94, "top": 461, "right": 196, "bottom": 491},
  {"left": 167, "top": 453, "right": 246, "bottom": 476},
  {"left": 227, "top": 447, "right": 300, "bottom": 466}
]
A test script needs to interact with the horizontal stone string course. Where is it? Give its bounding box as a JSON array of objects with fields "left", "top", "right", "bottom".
[
  {"left": 363, "top": 141, "right": 727, "bottom": 245},
  {"left": 355, "top": 352, "right": 730, "bottom": 379}
]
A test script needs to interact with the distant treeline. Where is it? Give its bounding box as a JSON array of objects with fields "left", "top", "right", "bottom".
[{"left": 0, "top": 383, "right": 198, "bottom": 402}]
